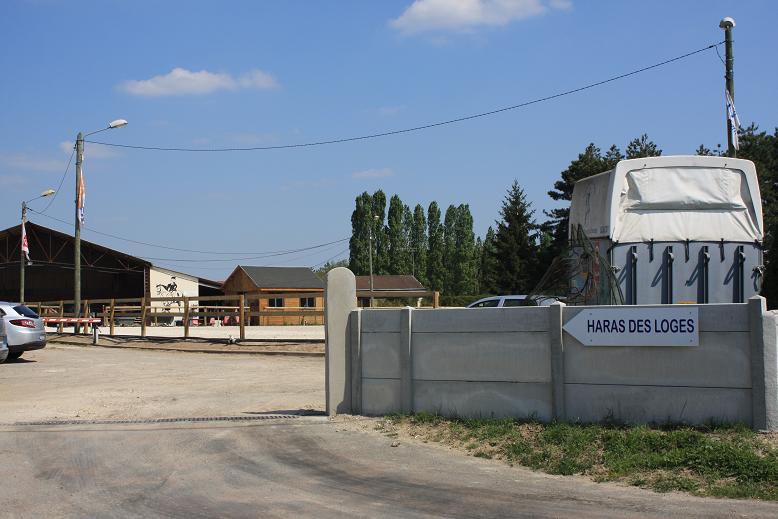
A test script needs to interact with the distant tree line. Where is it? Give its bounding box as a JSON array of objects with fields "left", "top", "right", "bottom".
[{"left": 345, "top": 128, "right": 778, "bottom": 302}]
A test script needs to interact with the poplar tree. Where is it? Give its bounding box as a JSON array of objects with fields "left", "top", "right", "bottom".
[
  {"left": 348, "top": 192, "right": 373, "bottom": 275},
  {"left": 479, "top": 226, "right": 499, "bottom": 294},
  {"left": 442, "top": 205, "right": 458, "bottom": 294},
  {"left": 426, "top": 202, "right": 445, "bottom": 291},
  {"left": 387, "top": 195, "right": 410, "bottom": 274},
  {"left": 410, "top": 204, "right": 428, "bottom": 284},
  {"left": 372, "top": 190, "right": 388, "bottom": 275}
]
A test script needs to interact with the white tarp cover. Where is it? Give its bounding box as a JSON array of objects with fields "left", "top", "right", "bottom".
[{"left": 569, "top": 157, "right": 763, "bottom": 243}]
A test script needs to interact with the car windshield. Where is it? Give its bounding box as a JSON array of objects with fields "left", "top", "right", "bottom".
[
  {"left": 471, "top": 299, "right": 499, "bottom": 308},
  {"left": 13, "top": 305, "right": 39, "bottom": 318}
]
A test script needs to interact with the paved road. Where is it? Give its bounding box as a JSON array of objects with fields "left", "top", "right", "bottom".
[{"left": 2, "top": 418, "right": 777, "bottom": 518}]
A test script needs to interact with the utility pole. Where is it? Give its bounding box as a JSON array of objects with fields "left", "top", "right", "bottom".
[
  {"left": 720, "top": 17, "right": 736, "bottom": 157},
  {"left": 74, "top": 132, "right": 83, "bottom": 332},
  {"left": 20, "top": 201, "right": 27, "bottom": 303}
]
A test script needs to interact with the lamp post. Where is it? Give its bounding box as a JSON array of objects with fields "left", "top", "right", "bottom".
[
  {"left": 20, "top": 189, "right": 56, "bottom": 303},
  {"left": 73, "top": 119, "right": 127, "bottom": 330},
  {"left": 368, "top": 214, "right": 379, "bottom": 307}
]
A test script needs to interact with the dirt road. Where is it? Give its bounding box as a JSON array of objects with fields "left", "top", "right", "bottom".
[{"left": 0, "top": 344, "right": 324, "bottom": 423}]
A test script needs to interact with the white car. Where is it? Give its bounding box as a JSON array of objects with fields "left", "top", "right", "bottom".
[
  {"left": 466, "top": 295, "right": 560, "bottom": 308},
  {"left": 0, "top": 302, "right": 46, "bottom": 361}
]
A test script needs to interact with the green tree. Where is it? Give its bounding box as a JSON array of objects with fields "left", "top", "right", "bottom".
[
  {"left": 626, "top": 134, "right": 662, "bottom": 159},
  {"left": 450, "top": 204, "right": 477, "bottom": 295},
  {"left": 348, "top": 192, "right": 373, "bottom": 275},
  {"left": 442, "top": 205, "right": 458, "bottom": 294},
  {"left": 479, "top": 226, "right": 500, "bottom": 294},
  {"left": 493, "top": 180, "right": 539, "bottom": 294},
  {"left": 372, "top": 190, "right": 388, "bottom": 275},
  {"left": 410, "top": 204, "right": 428, "bottom": 285},
  {"left": 387, "top": 195, "right": 410, "bottom": 274},
  {"left": 426, "top": 202, "right": 445, "bottom": 291}
]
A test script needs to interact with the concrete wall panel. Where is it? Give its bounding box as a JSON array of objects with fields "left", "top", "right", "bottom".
[
  {"left": 413, "top": 307, "right": 549, "bottom": 333},
  {"left": 361, "top": 332, "right": 401, "bottom": 379},
  {"left": 362, "top": 378, "right": 401, "bottom": 416},
  {"left": 362, "top": 309, "right": 404, "bottom": 333},
  {"left": 412, "top": 331, "right": 550, "bottom": 382},
  {"left": 414, "top": 381, "right": 552, "bottom": 420},
  {"left": 564, "top": 332, "right": 751, "bottom": 388},
  {"left": 565, "top": 384, "right": 752, "bottom": 425}
]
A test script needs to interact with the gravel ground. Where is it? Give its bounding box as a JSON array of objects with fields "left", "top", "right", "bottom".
[
  {"left": 55, "top": 324, "right": 326, "bottom": 341},
  {"left": 0, "top": 344, "right": 324, "bottom": 423}
]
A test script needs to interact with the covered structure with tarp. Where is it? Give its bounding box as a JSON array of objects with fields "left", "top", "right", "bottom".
[{"left": 567, "top": 156, "right": 764, "bottom": 305}]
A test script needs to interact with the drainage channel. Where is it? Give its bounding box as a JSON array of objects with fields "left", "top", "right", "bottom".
[{"left": 7, "top": 414, "right": 310, "bottom": 427}]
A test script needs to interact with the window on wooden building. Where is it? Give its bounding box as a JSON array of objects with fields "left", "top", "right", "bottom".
[
  {"left": 300, "top": 297, "right": 315, "bottom": 308},
  {"left": 268, "top": 298, "right": 284, "bottom": 307}
]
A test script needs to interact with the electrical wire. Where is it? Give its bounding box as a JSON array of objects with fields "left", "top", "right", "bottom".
[
  {"left": 85, "top": 42, "right": 723, "bottom": 153},
  {"left": 27, "top": 208, "right": 348, "bottom": 257},
  {"left": 310, "top": 246, "right": 349, "bottom": 269},
  {"left": 38, "top": 147, "right": 75, "bottom": 214}
]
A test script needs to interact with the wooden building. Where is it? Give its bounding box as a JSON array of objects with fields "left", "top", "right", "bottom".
[
  {"left": 355, "top": 275, "right": 428, "bottom": 307},
  {"left": 221, "top": 266, "right": 324, "bottom": 325}
]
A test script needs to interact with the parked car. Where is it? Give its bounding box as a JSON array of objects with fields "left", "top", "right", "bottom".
[
  {"left": 466, "top": 295, "right": 560, "bottom": 308},
  {"left": 0, "top": 302, "right": 46, "bottom": 360}
]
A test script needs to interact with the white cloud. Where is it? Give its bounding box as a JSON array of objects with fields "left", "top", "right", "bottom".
[
  {"left": 0, "top": 152, "right": 65, "bottom": 172},
  {"left": 390, "top": 0, "right": 570, "bottom": 34},
  {"left": 352, "top": 168, "right": 395, "bottom": 179},
  {"left": 118, "top": 67, "right": 279, "bottom": 97}
]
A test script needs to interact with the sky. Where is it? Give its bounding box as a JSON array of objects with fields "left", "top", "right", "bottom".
[{"left": 1, "top": 0, "right": 776, "bottom": 280}]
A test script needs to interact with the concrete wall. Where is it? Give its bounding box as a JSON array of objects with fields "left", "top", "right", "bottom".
[{"left": 325, "top": 271, "right": 778, "bottom": 430}]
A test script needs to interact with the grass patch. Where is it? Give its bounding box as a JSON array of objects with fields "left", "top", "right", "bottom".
[{"left": 385, "top": 414, "right": 778, "bottom": 500}]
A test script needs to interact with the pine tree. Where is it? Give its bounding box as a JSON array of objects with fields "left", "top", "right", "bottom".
[
  {"left": 626, "top": 134, "right": 662, "bottom": 159},
  {"left": 410, "top": 204, "right": 428, "bottom": 285},
  {"left": 426, "top": 202, "right": 445, "bottom": 291},
  {"left": 493, "top": 180, "right": 539, "bottom": 294}
]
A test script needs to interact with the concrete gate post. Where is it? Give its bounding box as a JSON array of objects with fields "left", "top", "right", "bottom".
[
  {"left": 549, "top": 301, "right": 566, "bottom": 421},
  {"left": 325, "top": 267, "right": 357, "bottom": 416},
  {"left": 749, "top": 296, "right": 778, "bottom": 431}
]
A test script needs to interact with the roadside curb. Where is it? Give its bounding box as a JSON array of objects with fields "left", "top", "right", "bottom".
[{"left": 47, "top": 339, "right": 325, "bottom": 357}]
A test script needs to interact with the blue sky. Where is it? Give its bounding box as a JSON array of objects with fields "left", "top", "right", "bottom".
[{"left": 1, "top": 0, "right": 776, "bottom": 280}]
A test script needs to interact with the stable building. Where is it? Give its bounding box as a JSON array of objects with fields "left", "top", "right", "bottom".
[
  {"left": 355, "top": 275, "right": 428, "bottom": 307},
  {"left": 221, "top": 266, "right": 324, "bottom": 325},
  {"left": 0, "top": 222, "right": 221, "bottom": 307}
]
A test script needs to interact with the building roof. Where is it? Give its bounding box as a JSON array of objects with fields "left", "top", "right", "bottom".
[
  {"left": 238, "top": 266, "right": 324, "bottom": 290},
  {"left": 355, "top": 275, "right": 426, "bottom": 292}
]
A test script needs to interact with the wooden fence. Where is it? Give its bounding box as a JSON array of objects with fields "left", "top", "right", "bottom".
[
  {"left": 28, "top": 290, "right": 439, "bottom": 340},
  {"left": 29, "top": 292, "right": 323, "bottom": 341}
]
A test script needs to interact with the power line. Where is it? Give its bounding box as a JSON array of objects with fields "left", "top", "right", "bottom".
[
  {"left": 137, "top": 238, "right": 349, "bottom": 263},
  {"left": 85, "top": 42, "right": 723, "bottom": 153},
  {"left": 38, "top": 147, "right": 75, "bottom": 214},
  {"left": 28, "top": 208, "right": 348, "bottom": 257}
]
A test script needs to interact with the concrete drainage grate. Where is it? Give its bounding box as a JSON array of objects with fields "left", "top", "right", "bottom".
[{"left": 9, "top": 415, "right": 303, "bottom": 426}]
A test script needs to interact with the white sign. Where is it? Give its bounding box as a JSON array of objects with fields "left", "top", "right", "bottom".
[{"left": 563, "top": 307, "right": 699, "bottom": 347}]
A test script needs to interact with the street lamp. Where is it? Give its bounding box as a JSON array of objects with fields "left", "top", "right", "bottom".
[
  {"left": 368, "top": 214, "right": 379, "bottom": 307},
  {"left": 73, "top": 119, "right": 128, "bottom": 328},
  {"left": 20, "top": 189, "right": 56, "bottom": 303}
]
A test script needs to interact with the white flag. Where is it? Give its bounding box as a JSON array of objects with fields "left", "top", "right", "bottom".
[
  {"left": 725, "top": 89, "right": 741, "bottom": 151},
  {"left": 21, "top": 221, "right": 30, "bottom": 262}
]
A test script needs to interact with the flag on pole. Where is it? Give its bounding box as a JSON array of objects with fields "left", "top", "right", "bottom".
[
  {"left": 77, "top": 167, "right": 86, "bottom": 225},
  {"left": 21, "top": 220, "right": 30, "bottom": 262},
  {"left": 725, "top": 89, "right": 741, "bottom": 151}
]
